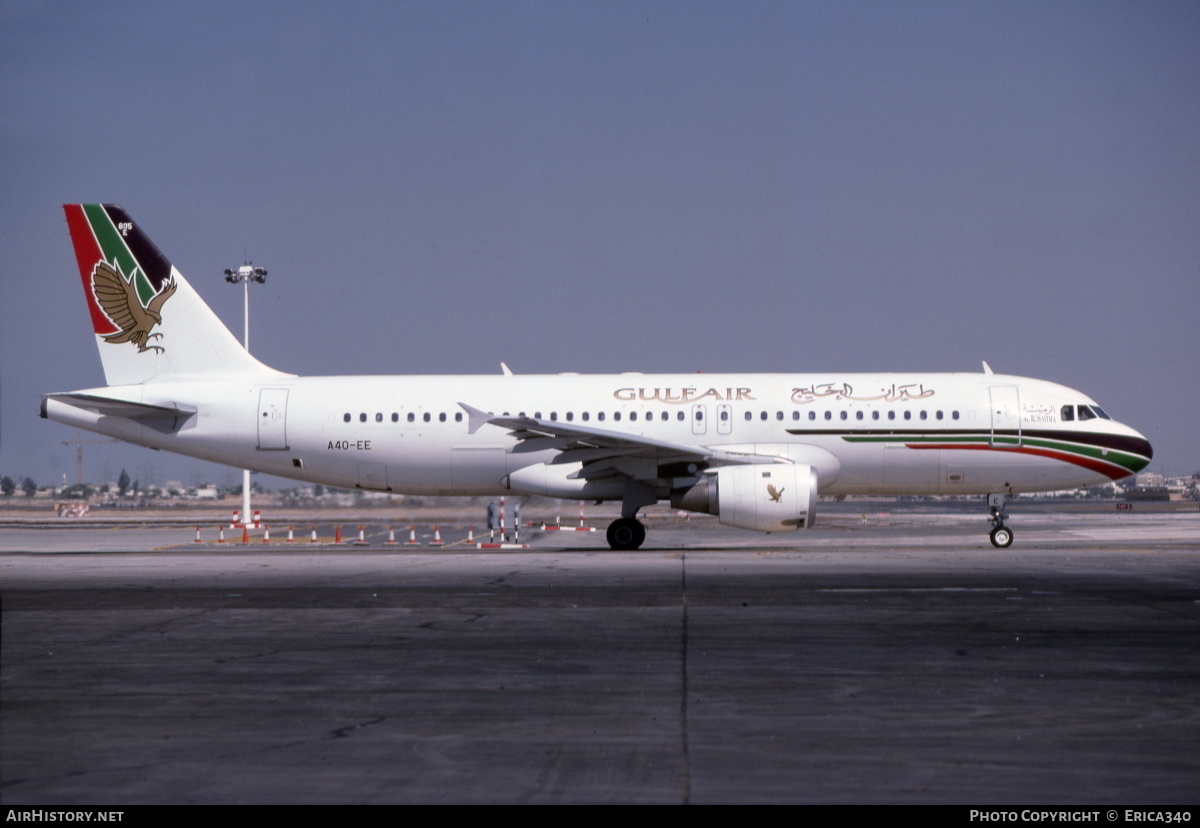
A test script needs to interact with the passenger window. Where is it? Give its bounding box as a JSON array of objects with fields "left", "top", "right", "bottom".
[
  {"left": 952, "top": 411, "right": 959, "bottom": 420},
  {"left": 343, "top": 413, "right": 351, "bottom": 423},
  {"left": 745, "top": 411, "right": 753, "bottom": 421},
  {"left": 888, "top": 411, "right": 896, "bottom": 420},
  {"left": 566, "top": 412, "right": 574, "bottom": 422},
  {"left": 919, "top": 411, "right": 927, "bottom": 420},
  {"left": 760, "top": 411, "right": 767, "bottom": 421},
  {"left": 904, "top": 411, "right": 912, "bottom": 420},
  {"left": 824, "top": 411, "right": 832, "bottom": 420},
  {"left": 856, "top": 411, "right": 864, "bottom": 420},
  {"left": 423, "top": 413, "right": 430, "bottom": 423},
  {"left": 840, "top": 411, "right": 847, "bottom": 420},
  {"left": 439, "top": 413, "right": 446, "bottom": 422},
  {"left": 598, "top": 412, "right": 606, "bottom": 421},
  {"left": 677, "top": 411, "right": 684, "bottom": 421},
  {"left": 392, "top": 413, "right": 399, "bottom": 422},
  {"left": 935, "top": 411, "right": 943, "bottom": 420},
  {"left": 359, "top": 413, "right": 367, "bottom": 423},
  {"left": 376, "top": 413, "right": 383, "bottom": 422},
  {"left": 582, "top": 412, "right": 590, "bottom": 421},
  {"left": 630, "top": 412, "right": 638, "bottom": 421},
  {"left": 872, "top": 411, "right": 880, "bottom": 420},
  {"left": 809, "top": 411, "right": 816, "bottom": 421},
  {"left": 720, "top": 410, "right": 729, "bottom": 421},
  {"left": 455, "top": 412, "right": 462, "bottom": 422},
  {"left": 407, "top": 413, "right": 415, "bottom": 423},
  {"left": 614, "top": 412, "right": 621, "bottom": 421},
  {"left": 792, "top": 411, "right": 800, "bottom": 421}
]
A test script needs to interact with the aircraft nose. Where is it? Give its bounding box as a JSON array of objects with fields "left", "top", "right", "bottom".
[
  {"left": 1138, "top": 436, "right": 1153, "bottom": 461},
  {"left": 1128, "top": 430, "right": 1153, "bottom": 472}
]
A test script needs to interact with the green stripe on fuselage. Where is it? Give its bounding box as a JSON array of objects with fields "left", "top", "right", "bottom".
[{"left": 840, "top": 432, "right": 1148, "bottom": 473}]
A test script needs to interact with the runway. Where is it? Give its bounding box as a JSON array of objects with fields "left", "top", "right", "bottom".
[{"left": 1, "top": 509, "right": 1197, "bottom": 804}]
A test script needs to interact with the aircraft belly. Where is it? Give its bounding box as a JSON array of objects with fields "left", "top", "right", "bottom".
[
  {"left": 383, "top": 432, "right": 452, "bottom": 492},
  {"left": 451, "top": 446, "right": 508, "bottom": 493},
  {"left": 819, "top": 440, "right": 882, "bottom": 494},
  {"left": 882, "top": 444, "right": 941, "bottom": 494},
  {"left": 937, "top": 449, "right": 1073, "bottom": 493}
]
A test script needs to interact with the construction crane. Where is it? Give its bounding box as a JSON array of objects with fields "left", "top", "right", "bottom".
[{"left": 60, "top": 432, "right": 117, "bottom": 485}]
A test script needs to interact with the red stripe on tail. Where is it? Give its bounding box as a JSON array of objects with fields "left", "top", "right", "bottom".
[{"left": 63, "top": 205, "right": 118, "bottom": 335}]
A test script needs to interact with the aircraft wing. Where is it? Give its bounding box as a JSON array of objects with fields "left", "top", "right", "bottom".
[{"left": 459, "top": 403, "right": 786, "bottom": 481}]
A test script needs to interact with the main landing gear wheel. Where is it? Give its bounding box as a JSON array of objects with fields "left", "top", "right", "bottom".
[
  {"left": 989, "top": 525, "right": 1014, "bottom": 548},
  {"left": 607, "top": 518, "right": 646, "bottom": 550}
]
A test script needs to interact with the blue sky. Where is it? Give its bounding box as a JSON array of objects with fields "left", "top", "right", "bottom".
[{"left": 1, "top": 0, "right": 1197, "bottom": 489}]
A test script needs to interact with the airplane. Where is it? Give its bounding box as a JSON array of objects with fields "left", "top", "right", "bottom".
[{"left": 43, "top": 204, "right": 1154, "bottom": 550}]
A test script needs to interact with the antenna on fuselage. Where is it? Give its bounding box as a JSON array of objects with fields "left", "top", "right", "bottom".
[{"left": 981, "top": 361, "right": 994, "bottom": 375}]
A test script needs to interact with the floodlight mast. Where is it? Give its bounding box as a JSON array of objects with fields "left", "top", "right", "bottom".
[{"left": 223, "top": 262, "right": 268, "bottom": 525}]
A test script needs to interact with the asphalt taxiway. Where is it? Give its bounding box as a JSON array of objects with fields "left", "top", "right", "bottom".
[{"left": 1, "top": 508, "right": 1197, "bottom": 804}]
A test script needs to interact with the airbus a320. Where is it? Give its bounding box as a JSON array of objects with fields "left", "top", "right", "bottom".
[{"left": 43, "top": 205, "right": 1153, "bottom": 549}]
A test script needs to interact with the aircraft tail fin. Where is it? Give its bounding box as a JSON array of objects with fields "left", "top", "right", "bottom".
[{"left": 63, "top": 204, "right": 287, "bottom": 386}]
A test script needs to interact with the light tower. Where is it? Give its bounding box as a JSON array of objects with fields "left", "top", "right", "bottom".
[{"left": 223, "top": 262, "right": 267, "bottom": 526}]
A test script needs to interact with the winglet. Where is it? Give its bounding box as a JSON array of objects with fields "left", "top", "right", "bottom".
[{"left": 458, "top": 402, "right": 495, "bottom": 435}]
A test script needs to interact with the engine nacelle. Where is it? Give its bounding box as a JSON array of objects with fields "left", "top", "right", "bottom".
[{"left": 671, "top": 463, "right": 818, "bottom": 532}]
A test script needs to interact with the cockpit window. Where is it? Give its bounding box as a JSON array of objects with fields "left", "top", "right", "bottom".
[
  {"left": 1076, "top": 405, "right": 1096, "bottom": 421},
  {"left": 1091, "top": 406, "right": 1111, "bottom": 420},
  {"left": 1060, "top": 405, "right": 1074, "bottom": 422}
]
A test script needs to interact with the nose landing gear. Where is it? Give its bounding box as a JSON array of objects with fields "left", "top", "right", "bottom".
[{"left": 988, "top": 493, "right": 1013, "bottom": 548}]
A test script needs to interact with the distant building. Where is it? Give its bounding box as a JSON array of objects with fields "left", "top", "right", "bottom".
[{"left": 1125, "top": 472, "right": 1170, "bottom": 501}]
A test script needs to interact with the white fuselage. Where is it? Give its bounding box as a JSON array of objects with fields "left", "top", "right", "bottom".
[{"left": 43, "top": 371, "right": 1152, "bottom": 500}]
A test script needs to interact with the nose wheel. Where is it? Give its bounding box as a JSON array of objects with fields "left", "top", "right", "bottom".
[
  {"left": 989, "top": 525, "right": 1014, "bottom": 548},
  {"left": 987, "top": 493, "right": 1013, "bottom": 548},
  {"left": 607, "top": 518, "right": 646, "bottom": 550}
]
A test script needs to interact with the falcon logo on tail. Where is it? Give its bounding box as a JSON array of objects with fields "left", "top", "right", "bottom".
[{"left": 91, "top": 261, "right": 177, "bottom": 354}]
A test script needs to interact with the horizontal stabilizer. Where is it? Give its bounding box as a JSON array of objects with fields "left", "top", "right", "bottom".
[{"left": 42, "top": 392, "right": 196, "bottom": 421}]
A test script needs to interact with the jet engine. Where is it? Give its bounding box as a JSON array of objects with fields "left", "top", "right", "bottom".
[{"left": 670, "top": 463, "right": 818, "bottom": 532}]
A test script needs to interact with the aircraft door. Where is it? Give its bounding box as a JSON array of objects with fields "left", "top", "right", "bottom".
[
  {"left": 989, "top": 386, "right": 1021, "bottom": 447},
  {"left": 257, "top": 388, "right": 289, "bottom": 450},
  {"left": 691, "top": 404, "right": 707, "bottom": 435}
]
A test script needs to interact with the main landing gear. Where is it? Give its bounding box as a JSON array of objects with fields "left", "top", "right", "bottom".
[
  {"left": 607, "top": 480, "right": 655, "bottom": 550},
  {"left": 606, "top": 517, "right": 647, "bottom": 550},
  {"left": 988, "top": 492, "right": 1014, "bottom": 548}
]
